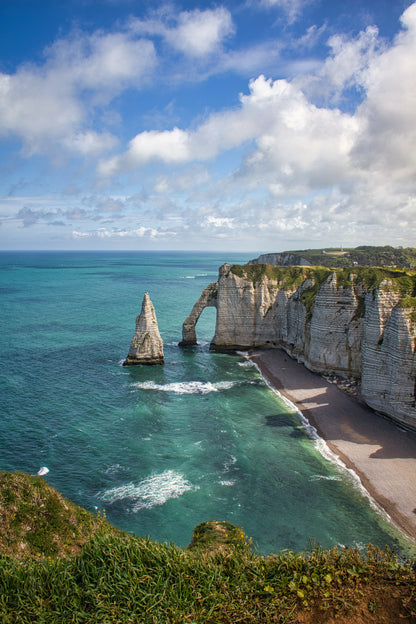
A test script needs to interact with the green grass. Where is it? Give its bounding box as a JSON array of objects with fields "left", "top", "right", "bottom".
[
  {"left": 1, "top": 474, "right": 416, "bottom": 623},
  {"left": 399, "top": 296, "right": 416, "bottom": 322},
  {"left": 253, "top": 245, "right": 416, "bottom": 269},
  {"left": 1, "top": 533, "right": 415, "bottom": 623},
  {"left": 0, "top": 471, "right": 118, "bottom": 560}
]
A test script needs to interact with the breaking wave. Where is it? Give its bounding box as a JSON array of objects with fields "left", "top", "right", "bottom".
[
  {"left": 133, "top": 380, "right": 236, "bottom": 394},
  {"left": 98, "top": 469, "right": 195, "bottom": 512},
  {"left": 309, "top": 474, "right": 342, "bottom": 482}
]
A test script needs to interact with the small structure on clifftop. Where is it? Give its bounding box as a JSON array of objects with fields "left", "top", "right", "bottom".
[{"left": 123, "top": 293, "right": 164, "bottom": 366}]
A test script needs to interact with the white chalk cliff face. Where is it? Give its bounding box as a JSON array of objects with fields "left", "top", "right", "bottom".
[
  {"left": 124, "top": 293, "right": 164, "bottom": 366},
  {"left": 361, "top": 282, "right": 416, "bottom": 424},
  {"left": 182, "top": 264, "right": 416, "bottom": 429}
]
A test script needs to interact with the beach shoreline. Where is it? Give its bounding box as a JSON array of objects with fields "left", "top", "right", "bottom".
[{"left": 249, "top": 348, "right": 416, "bottom": 547}]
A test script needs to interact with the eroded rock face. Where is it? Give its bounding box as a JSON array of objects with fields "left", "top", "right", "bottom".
[
  {"left": 361, "top": 283, "right": 416, "bottom": 428},
  {"left": 306, "top": 273, "right": 363, "bottom": 376},
  {"left": 211, "top": 265, "right": 282, "bottom": 351},
  {"left": 123, "top": 293, "right": 164, "bottom": 366},
  {"left": 182, "top": 264, "right": 416, "bottom": 429},
  {"left": 180, "top": 282, "right": 218, "bottom": 346}
]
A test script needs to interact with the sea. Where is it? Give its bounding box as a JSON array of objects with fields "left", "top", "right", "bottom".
[{"left": 0, "top": 251, "right": 412, "bottom": 555}]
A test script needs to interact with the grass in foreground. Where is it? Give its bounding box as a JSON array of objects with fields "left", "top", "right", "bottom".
[
  {"left": 1, "top": 529, "right": 416, "bottom": 623},
  {"left": 1, "top": 472, "right": 416, "bottom": 623}
]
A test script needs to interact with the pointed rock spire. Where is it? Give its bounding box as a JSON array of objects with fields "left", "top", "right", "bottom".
[{"left": 123, "top": 292, "right": 164, "bottom": 366}]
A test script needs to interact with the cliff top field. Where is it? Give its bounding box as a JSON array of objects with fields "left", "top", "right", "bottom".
[
  {"left": 250, "top": 246, "right": 416, "bottom": 269},
  {"left": 1, "top": 471, "right": 416, "bottom": 624}
]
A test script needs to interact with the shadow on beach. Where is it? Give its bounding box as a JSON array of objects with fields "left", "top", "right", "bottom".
[{"left": 250, "top": 347, "right": 416, "bottom": 543}]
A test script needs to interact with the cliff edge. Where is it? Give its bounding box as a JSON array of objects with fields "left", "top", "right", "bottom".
[{"left": 182, "top": 264, "right": 416, "bottom": 430}]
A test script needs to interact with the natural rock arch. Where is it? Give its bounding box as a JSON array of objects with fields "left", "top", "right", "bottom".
[{"left": 179, "top": 282, "right": 218, "bottom": 346}]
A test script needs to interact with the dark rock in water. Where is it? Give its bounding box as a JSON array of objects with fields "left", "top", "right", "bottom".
[{"left": 123, "top": 292, "right": 164, "bottom": 366}]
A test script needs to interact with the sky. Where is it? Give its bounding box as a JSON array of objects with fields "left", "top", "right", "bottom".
[{"left": 0, "top": 0, "right": 415, "bottom": 252}]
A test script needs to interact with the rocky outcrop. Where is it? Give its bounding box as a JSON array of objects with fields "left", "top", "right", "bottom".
[
  {"left": 182, "top": 264, "right": 416, "bottom": 429},
  {"left": 179, "top": 282, "right": 218, "bottom": 346},
  {"left": 124, "top": 293, "right": 164, "bottom": 365}
]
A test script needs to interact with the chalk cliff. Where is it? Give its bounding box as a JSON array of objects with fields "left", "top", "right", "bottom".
[
  {"left": 180, "top": 282, "right": 218, "bottom": 346},
  {"left": 182, "top": 264, "right": 416, "bottom": 429},
  {"left": 124, "top": 293, "right": 164, "bottom": 366}
]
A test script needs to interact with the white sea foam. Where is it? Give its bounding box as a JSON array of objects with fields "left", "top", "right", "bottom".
[
  {"left": 105, "top": 464, "right": 129, "bottom": 476},
  {"left": 219, "top": 480, "right": 235, "bottom": 487},
  {"left": 309, "top": 474, "right": 342, "bottom": 482},
  {"left": 238, "top": 360, "right": 256, "bottom": 368},
  {"left": 249, "top": 355, "right": 392, "bottom": 522},
  {"left": 223, "top": 455, "right": 237, "bottom": 473},
  {"left": 133, "top": 380, "right": 236, "bottom": 394},
  {"left": 99, "top": 469, "right": 195, "bottom": 512}
]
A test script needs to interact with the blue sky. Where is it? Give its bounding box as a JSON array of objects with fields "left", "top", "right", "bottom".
[{"left": 0, "top": 0, "right": 415, "bottom": 251}]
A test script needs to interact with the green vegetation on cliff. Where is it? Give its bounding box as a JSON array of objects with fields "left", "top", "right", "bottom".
[
  {"left": 0, "top": 471, "right": 118, "bottom": 559},
  {"left": 1, "top": 472, "right": 416, "bottom": 623},
  {"left": 230, "top": 263, "right": 329, "bottom": 289},
  {"left": 251, "top": 245, "right": 416, "bottom": 269},
  {"left": 229, "top": 264, "right": 416, "bottom": 321}
]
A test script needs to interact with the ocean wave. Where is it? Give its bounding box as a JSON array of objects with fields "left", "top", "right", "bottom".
[
  {"left": 133, "top": 380, "right": 236, "bottom": 394},
  {"left": 223, "top": 455, "right": 237, "bottom": 473},
  {"left": 219, "top": 480, "right": 235, "bottom": 487},
  {"left": 98, "top": 469, "right": 195, "bottom": 512},
  {"left": 105, "top": 464, "right": 129, "bottom": 476},
  {"left": 309, "top": 474, "right": 342, "bottom": 482},
  {"left": 238, "top": 360, "right": 256, "bottom": 368}
]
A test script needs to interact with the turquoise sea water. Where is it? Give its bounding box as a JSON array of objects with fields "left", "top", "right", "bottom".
[{"left": 0, "top": 251, "right": 410, "bottom": 554}]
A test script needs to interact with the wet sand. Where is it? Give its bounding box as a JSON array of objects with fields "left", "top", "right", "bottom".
[{"left": 250, "top": 348, "right": 416, "bottom": 544}]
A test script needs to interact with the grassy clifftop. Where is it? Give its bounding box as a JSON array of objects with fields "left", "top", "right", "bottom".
[
  {"left": 250, "top": 245, "right": 416, "bottom": 269},
  {"left": 230, "top": 263, "right": 416, "bottom": 290},
  {"left": 0, "top": 471, "right": 118, "bottom": 559},
  {"left": 1, "top": 471, "right": 416, "bottom": 622}
]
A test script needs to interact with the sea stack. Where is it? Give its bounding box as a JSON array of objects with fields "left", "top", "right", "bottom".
[{"left": 123, "top": 293, "right": 164, "bottom": 366}]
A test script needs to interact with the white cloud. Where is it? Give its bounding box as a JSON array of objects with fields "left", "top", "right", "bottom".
[
  {"left": 62, "top": 131, "right": 118, "bottom": 156},
  {"left": 100, "top": 2, "right": 416, "bottom": 246},
  {"left": 253, "top": 0, "right": 312, "bottom": 23},
  {"left": 72, "top": 226, "right": 172, "bottom": 240},
  {"left": 99, "top": 73, "right": 357, "bottom": 179},
  {"left": 304, "top": 25, "right": 381, "bottom": 103},
  {"left": 130, "top": 7, "right": 234, "bottom": 58},
  {"left": 203, "top": 216, "right": 235, "bottom": 228},
  {"left": 165, "top": 8, "right": 234, "bottom": 57},
  {"left": 47, "top": 31, "right": 156, "bottom": 92},
  {"left": 0, "top": 30, "right": 156, "bottom": 156}
]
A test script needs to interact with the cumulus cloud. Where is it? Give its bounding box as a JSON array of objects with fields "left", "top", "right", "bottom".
[
  {"left": 98, "top": 2, "right": 416, "bottom": 246},
  {"left": 165, "top": 8, "right": 234, "bottom": 57},
  {"left": 99, "top": 74, "right": 357, "bottom": 179},
  {"left": 129, "top": 7, "right": 234, "bottom": 57},
  {"left": 0, "top": 30, "right": 156, "bottom": 156}
]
